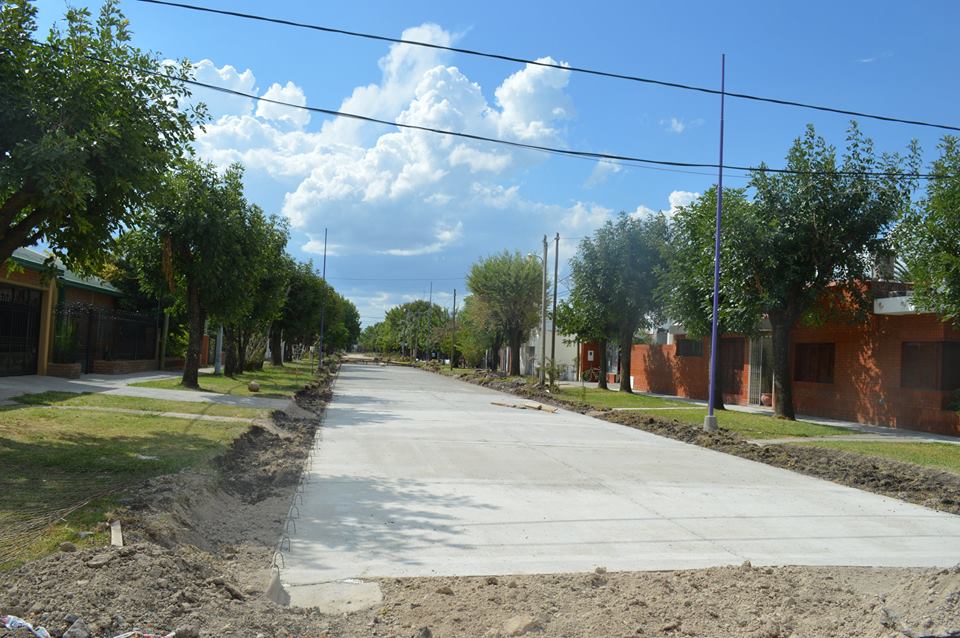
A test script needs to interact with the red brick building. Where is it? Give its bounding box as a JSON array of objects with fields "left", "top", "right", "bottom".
[{"left": 580, "top": 294, "right": 960, "bottom": 436}]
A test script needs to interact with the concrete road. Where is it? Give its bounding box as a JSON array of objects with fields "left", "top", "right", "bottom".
[{"left": 283, "top": 364, "right": 960, "bottom": 600}]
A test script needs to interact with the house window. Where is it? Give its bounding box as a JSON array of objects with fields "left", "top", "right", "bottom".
[
  {"left": 901, "top": 342, "right": 960, "bottom": 391},
  {"left": 676, "top": 337, "right": 703, "bottom": 357},
  {"left": 794, "top": 343, "right": 835, "bottom": 384}
]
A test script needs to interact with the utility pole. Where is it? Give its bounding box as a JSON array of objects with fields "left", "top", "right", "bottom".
[
  {"left": 428, "top": 281, "right": 433, "bottom": 361},
  {"left": 450, "top": 288, "right": 457, "bottom": 370},
  {"left": 704, "top": 54, "right": 726, "bottom": 434},
  {"left": 539, "top": 234, "right": 548, "bottom": 387},
  {"left": 316, "top": 227, "right": 328, "bottom": 372},
  {"left": 550, "top": 232, "right": 559, "bottom": 384}
]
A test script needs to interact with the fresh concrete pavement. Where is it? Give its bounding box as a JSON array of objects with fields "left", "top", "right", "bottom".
[{"left": 282, "top": 364, "right": 960, "bottom": 607}]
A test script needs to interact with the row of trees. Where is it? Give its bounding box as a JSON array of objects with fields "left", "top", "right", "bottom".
[
  {"left": 562, "top": 124, "right": 957, "bottom": 422},
  {"left": 1, "top": 1, "right": 360, "bottom": 387},
  {"left": 363, "top": 124, "right": 960, "bottom": 424}
]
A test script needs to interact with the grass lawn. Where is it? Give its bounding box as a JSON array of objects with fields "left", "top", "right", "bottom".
[
  {"left": 11, "top": 391, "right": 266, "bottom": 419},
  {"left": 132, "top": 360, "right": 315, "bottom": 398},
  {"left": 790, "top": 440, "right": 960, "bottom": 474},
  {"left": 554, "top": 386, "right": 850, "bottom": 439},
  {"left": 0, "top": 405, "right": 248, "bottom": 570}
]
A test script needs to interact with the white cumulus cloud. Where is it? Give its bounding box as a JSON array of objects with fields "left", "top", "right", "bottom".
[{"left": 256, "top": 81, "right": 310, "bottom": 128}]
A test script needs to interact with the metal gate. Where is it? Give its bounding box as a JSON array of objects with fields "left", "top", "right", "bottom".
[{"left": 0, "top": 283, "right": 42, "bottom": 376}]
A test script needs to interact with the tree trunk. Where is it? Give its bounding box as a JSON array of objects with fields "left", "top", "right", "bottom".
[
  {"left": 597, "top": 339, "right": 608, "bottom": 390},
  {"left": 224, "top": 326, "right": 238, "bottom": 377},
  {"left": 508, "top": 329, "right": 522, "bottom": 377},
  {"left": 770, "top": 313, "right": 796, "bottom": 420},
  {"left": 284, "top": 341, "right": 293, "bottom": 363},
  {"left": 618, "top": 326, "right": 634, "bottom": 393},
  {"left": 269, "top": 325, "right": 283, "bottom": 366},
  {"left": 237, "top": 328, "right": 248, "bottom": 373},
  {"left": 182, "top": 281, "right": 203, "bottom": 389},
  {"left": 490, "top": 334, "right": 503, "bottom": 372}
]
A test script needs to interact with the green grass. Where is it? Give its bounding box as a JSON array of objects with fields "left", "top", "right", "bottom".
[
  {"left": 0, "top": 405, "right": 248, "bottom": 569},
  {"left": 132, "top": 360, "right": 315, "bottom": 398},
  {"left": 11, "top": 391, "right": 267, "bottom": 419},
  {"left": 790, "top": 440, "right": 960, "bottom": 474},
  {"left": 554, "top": 386, "right": 850, "bottom": 439}
]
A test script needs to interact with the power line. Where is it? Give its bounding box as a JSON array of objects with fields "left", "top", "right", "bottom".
[
  {"left": 135, "top": 0, "right": 960, "bottom": 133},
  {"left": 47, "top": 43, "right": 955, "bottom": 180},
  {"left": 162, "top": 69, "right": 954, "bottom": 180},
  {"left": 329, "top": 276, "right": 465, "bottom": 281}
]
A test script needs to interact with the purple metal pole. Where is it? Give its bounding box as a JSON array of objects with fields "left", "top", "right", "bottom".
[{"left": 704, "top": 54, "right": 725, "bottom": 434}]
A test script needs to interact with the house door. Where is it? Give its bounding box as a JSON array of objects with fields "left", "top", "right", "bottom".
[
  {"left": 719, "top": 337, "right": 745, "bottom": 396},
  {"left": 748, "top": 335, "right": 774, "bottom": 405},
  {"left": 0, "top": 283, "right": 42, "bottom": 376}
]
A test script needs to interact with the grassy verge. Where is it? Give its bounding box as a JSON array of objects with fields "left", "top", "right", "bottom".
[
  {"left": 132, "top": 361, "right": 315, "bottom": 398},
  {"left": 0, "top": 406, "right": 247, "bottom": 569},
  {"left": 790, "top": 440, "right": 960, "bottom": 474},
  {"left": 11, "top": 391, "right": 266, "bottom": 419},
  {"left": 553, "top": 386, "right": 850, "bottom": 440}
]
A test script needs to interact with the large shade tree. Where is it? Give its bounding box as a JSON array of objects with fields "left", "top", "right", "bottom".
[
  {"left": 567, "top": 213, "right": 668, "bottom": 393},
  {"left": 898, "top": 136, "right": 960, "bottom": 324},
  {"left": 0, "top": 0, "right": 199, "bottom": 270},
  {"left": 723, "top": 123, "right": 917, "bottom": 419},
  {"left": 660, "top": 187, "right": 761, "bottom": 409},
  {"left": 126, "top": 160, "right": 255, "bottom": 388},
  {"left": 467, "top": 251, "right": 543, "bottom": 376}
]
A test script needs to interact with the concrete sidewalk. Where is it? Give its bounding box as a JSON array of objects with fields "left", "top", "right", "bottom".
[
  {"left": 0, "top": 371, "right": 291, "bottom": 411},
  {"left": 282, "top": 364, "right": 960, "bottom": 605}
]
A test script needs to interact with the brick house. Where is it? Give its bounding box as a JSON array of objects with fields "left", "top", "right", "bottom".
[
  {"left": 579, "top": 288, "right": 960, "bottom": 437},
  {"left": 1, "top": 247, "right": 161, "bottom": 378}
]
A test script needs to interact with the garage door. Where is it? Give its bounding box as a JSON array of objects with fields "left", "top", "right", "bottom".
[{"left": 0, "top": 283, "right": 42, "bottom": 376}]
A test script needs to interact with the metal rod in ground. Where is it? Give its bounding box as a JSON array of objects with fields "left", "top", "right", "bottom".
[
  {"left": 450, "top": 288, "right": 457, "bottom": 370},
  {"left": 705, "top": 53, "right": 726, "bottom": 434},
  {"left": 316, "top": 227, "right": 328, "bottom": 372},
  {"left": 539, "top": 235, "right": 548, "bottom": 387},
  {"left": 550, "top": 232, "right": 559, "bottom": 383}
]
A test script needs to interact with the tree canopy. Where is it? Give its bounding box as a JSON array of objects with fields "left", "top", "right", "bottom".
[
  {"left": 898, "top": 136, "right": 960, "bottom": 324},
  {"left": 0, "top": 0, "right": 199, "bottom": 270},
  {"left": 467, "top": 251, "right": 543, "bottom": 376}
]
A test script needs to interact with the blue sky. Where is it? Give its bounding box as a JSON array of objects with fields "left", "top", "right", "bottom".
[{"left": 34, "top": 0, "right": 960, "bottom": 325}]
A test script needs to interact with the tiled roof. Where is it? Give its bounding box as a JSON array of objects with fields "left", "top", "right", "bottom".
[{"left": 12, "top": 247, "right": 121, "bottom": 296}]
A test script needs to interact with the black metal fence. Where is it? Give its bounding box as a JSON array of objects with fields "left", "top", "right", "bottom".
[{"left": 53, "top": 303, "right": 159, "bottom": 371}]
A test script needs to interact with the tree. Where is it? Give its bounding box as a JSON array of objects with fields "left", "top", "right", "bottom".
[
  {"left": 382, "top": 301, "right": 448, "bottom": 359},
  {"left": 660, "top": 187, "right": 761, "bottom": 409},
  {"left": 126, "top": 160, "right": 255, "bottom": 388},
  {"left": 898, "top": 136, "right": 960, "bottom": 324},
  {"left": 223, "top": 206, "right": 289, "bottom": 375},
  {"left": 568, "top": 213, "right": 667, "bottom": 393},
  {"left": 467, "top": 251, "right": 543, "bottom": 376},
  {"left": 1, "top": 0, "right": 199, "bottom": 270},
  {"left": 269, "top": 259, "right": 325, "bottom": 363},
  {"left": 728, "top": 123, "right": 917, "bottom": 419}
]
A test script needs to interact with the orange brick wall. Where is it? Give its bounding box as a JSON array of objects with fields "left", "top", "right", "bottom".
[
  {"left": 63, "top": 287, "right": 116, "bottom": 309},
  {"left": 791, "top": 314, "right": 959, "bottom": 436},
  {"left": 1, "top": 265, "right": 46, "bottom": 289},
  {"left": 627, "top": 337, "right": 749, "bottom": 405}
]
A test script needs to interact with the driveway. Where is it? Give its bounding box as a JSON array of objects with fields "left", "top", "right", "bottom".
[{"left": 283, "top": 364, "right": 960, "bottom": 602}]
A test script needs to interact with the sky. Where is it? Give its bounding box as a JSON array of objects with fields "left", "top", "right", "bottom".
[{"left": 33, "top": 0, "right": 960, "bottom": 327}]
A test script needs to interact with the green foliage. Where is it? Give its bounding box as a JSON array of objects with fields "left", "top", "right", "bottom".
[
  {"left": 0, "top": 0, "right": 200, "bottom": 270},
  {"left": 661, "top": 186, "right": 762, "bottom": 339},
  {"left": 467, "top": 251, "right": 542, "bottom": 375},
  {"left": 897, "top": 136, "right": 960, "bottom": 324}
]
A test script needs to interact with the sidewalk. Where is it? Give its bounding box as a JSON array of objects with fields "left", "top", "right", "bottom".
[
  {"left": 0, "top": 371, "right": 292, "bottom": 411},
  {"left": 555, "top": 380, "right": 960, "bottom": 445}
]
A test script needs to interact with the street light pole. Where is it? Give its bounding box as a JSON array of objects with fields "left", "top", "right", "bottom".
[
  {"left": 705, "top": 54, "right": 726, "bottom": 434},
  {"left": 539, "top": 234, "right": 548, "bottom": 387},
  {"left": 550, "top": 232, "right": 559, "bottom": 384},
  {"left": 317, "top": 227, "right": 328, "bottom": 373}
]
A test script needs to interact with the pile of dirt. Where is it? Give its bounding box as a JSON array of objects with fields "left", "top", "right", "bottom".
[{"left": 341, "top": 564, "right": 960, "bottom": 638}]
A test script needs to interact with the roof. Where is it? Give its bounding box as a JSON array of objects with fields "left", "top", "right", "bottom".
[{"left": 11, "top": 247, "right": 122, "bottom": 297}]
